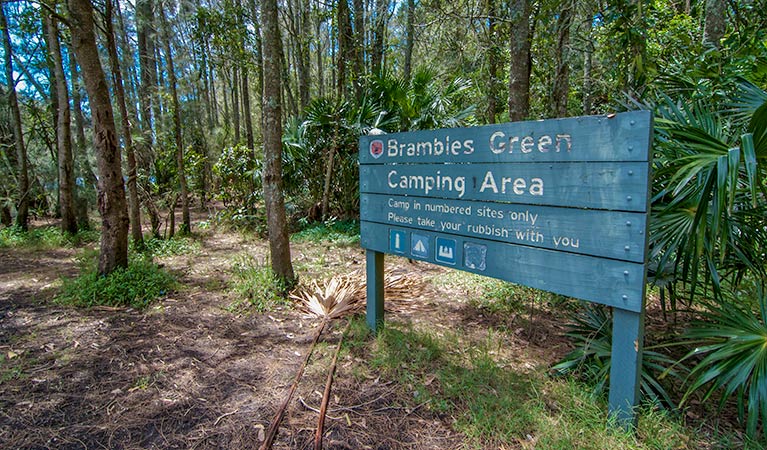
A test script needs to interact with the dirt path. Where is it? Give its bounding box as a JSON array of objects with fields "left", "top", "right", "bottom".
[{"left": 1, "top": 228, "right": 488, "bottom": 449}]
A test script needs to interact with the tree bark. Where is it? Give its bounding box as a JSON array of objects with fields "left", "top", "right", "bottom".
[
  {"left": 160, "top": 3, "right": 190, "bottom": 234},
  {"left": 336, "top": 0, "right": 352, "bottom": 99},
  {"left": 1, "top": 3, "right": 30, "bottom": 230},
  {"left": 403, "top": 0, "right": 414, "bottom": 82},
  {"left": 551, "top": 0, "right": 572, "bottom": 118},
  {"left": 106, "top": 0, "right": 143, "bottom": 246},
  {"left": 232, "top": 66, "right": 241, "bottom": 144},
  {"left": 261, "top": 0, "right": 296, "bottom": 286},
  {"left": 485, "top": 0, "right": 499, "bottom": 124},
  {"left": 352, "top": 0, "right": 363, "bottom": 98},
  {"left": 703, "top": 0, "right": 726, "bottom": 48},
  {"left": 242, "top": 68, "right": 254, "bottom": 150},
  {"left": 508, "top": 0, "right": 531, "bottom": 121},
  {"left": 371, "top": 0, "right": 388, "bottom": 76},
  {"left": 69, "top": 0, "right": 129, "bottom": 275},
  {"left": 136, "top": 0, "right": 161, "bottom": 237},
  {"left": 69, "top": 51, "right": 93, "bottom": 229},
  {"left": 44, "top": 4, "right": 78, "bottom": 234}
]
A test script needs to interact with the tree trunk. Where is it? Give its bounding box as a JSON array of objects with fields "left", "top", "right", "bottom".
[
  {"left": 352, "top": 0, "right": 363, "bottom": 98},
  {"left": 551, "top": 0, "right": 572, "bottom": 118},
  {"left": 136, "top": 0, "right": 161, "bottom": 237},
  {"left": 403, "top": 0, "right": 414, "bottom": 82},
  {"left": 106, "top": 0, "right": 143, "bottom": 246},
  {"left": 485, "top": 0, "right": 499, "bottom": 124},
  {"left": 44, "top": 4, "right": 78, "bottom": 235},
  {"left": 508, "top": 0, "right": 531, "bottom": 121},
  {"left": 1, "top": 3, "right": 30, "bottom": 231},
  {"left": 69, "top": 52, "right": 93, "bottom": 229},
  {"left": 295, "top": 0, "right": 310, "bottom": 112},
  {"left": 160, "top": 3, "right": 190, "bottom": 234},
  {"left": 232, "top": 66, "right": 241, "bottom": 144},
  {"left": 242, "top": 68, "right": 254, "bottom": 150},
  {"left": 315, "top": 0, "right": 324, "bottom": 97},
  {"left": 262, "top": 0, "right": 296, "bottom": 286},
  {"left": 69, "top": 0, "right": 129, "bottom": 275},
  {"left": 703, "top": 0, "right": 726, "bottom": 48},
  {"left": 336, "top": 0, "right": 352, "bottom": 99},
  {"left": 371, "top": 0, "right": 388, "bottom": 76}
]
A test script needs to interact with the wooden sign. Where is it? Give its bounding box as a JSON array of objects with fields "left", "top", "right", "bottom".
[{"left": 359, "top": 111, "right": 653, "bottom": 428}]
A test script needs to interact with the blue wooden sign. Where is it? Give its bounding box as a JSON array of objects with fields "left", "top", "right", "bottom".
[{"left": 359, "top": 111, "right": 652, "bottom": 428}]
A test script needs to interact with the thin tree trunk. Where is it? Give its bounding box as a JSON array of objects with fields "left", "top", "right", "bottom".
[
  {"left": 262, "top": 0, "right": 296, "bottom": 285},
  {"left": 315, "top": 0, "right": 324, "bottom": 97},
  {"left": 551, "top": 0, "right": 572, "bottom": 118},
  {"left": 69, "top": 0, "right": 129, "bottom": 275},
  {"left": 44, "top": 4, "right": 78, "bottom": 234},
  {"left": 352, "top": 0, "right": 363, "bottom": 98},
  {"left": 136, "top": 0, "right": 161, "bottom": 237},
  {"left": 337, "top": 0, "right": 352, "bottom": 99},
  {"left": 69, "top": 52, "right": 93, "bottom": 229},
  {"left": 403, "top": 0, "right": 414, "bottom": 82},
  {"left": 1, "top": 3, "right": 30, "bottom": 230},
  {"left": 371, "top": 0, "right": 387, "bottom": 76},
  {"left": 508, "top": 0, "right": 531, "bottom": 121},
  {"left": 232, "top": 66, "right": 241, "bottom": 144},
  {"left": 106, "top": 0, "right": 143, "bottom": 246},
  {"left": 485, "top": 0, "right": 498, "bottom": 124},
  {"left": 160, "top": 3, "right": 190, "bottom": 234},
  {"left": 242, "top": 68, "right": 254, "bottom": 150}
]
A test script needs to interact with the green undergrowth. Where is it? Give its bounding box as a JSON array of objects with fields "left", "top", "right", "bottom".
[
  {"left": 432, "top": 271, "right": 575, "bottom": 316},
  {"left": 0, "top": 225, "right": 99, "bottom": 249},
  {"left": 56, "top": 250, "right": 176, "bottom": 309},
  {"left": 343, "top": 317, "right": 754, "bottom": 449},
  {"left": 229, "top": 254, "right": 291, "bottom": 312},
  {"left": 137, "top": 234, "right": 202, "bottom": 258},
  {"left": 291, "top": 218, "right": 360, "bottom": 246}
]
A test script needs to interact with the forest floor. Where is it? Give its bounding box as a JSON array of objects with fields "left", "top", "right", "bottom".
[{"left": 0, "top": 208, "right": 753, "bottom": 449}]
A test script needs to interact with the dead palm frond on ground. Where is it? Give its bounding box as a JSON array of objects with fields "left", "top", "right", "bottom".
[{"left": 260, "top": 268, "right": 423, "bottom": 449}]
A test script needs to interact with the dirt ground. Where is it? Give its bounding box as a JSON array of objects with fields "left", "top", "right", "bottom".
[{"left": 0, "top": 213, "right": 656, "bottom": 450}]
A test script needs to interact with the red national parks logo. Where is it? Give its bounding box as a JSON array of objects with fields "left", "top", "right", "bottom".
[{"left": 370, "top": 139, "right": 384, "bottom": 159}]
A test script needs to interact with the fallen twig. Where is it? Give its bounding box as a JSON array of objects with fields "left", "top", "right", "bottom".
[
  {"left": 314, "top": 319, "right": 351, "bottom": 450},
  {"left": 258, "top": 319, "right": 327, "bottom": 450}
]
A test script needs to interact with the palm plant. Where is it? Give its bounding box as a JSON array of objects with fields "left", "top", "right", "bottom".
[
  {"left": 551, "top": 303, "right": 681, "bottom": 408},
  {"left": 678, "top": 287, "right": 767, "bottom": 438},
  {"left": 649, "top": 80, "right": 767, "bottom": 302}
]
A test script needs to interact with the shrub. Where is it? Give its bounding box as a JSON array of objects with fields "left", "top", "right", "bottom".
[
  {"left": 230, "top": 255, "right": 290, "bottom": 312},
  {"left": 679, "top": 287, "right": 767, "bottom": 439},
  {"left": 552, "top": 303, "right": 681, "bottom": 408},
  {"left": 57, "top": 254, "right": 175, "bottom": 309}
]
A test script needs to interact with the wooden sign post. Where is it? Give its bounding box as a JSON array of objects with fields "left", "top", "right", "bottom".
[{"left": 359, "top": 111, "right": 652, "bottom": 427}]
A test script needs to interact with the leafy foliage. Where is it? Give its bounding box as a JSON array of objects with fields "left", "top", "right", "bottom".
[
  {"left": 679, "top": 287, "right": 767, "bottom": 438},
  {"left": 0, "top": 225, "right": 98, "bottom": 249},
  {"left": 552, "top": 303, "right": 681, "bottom": 408},
  {"left": 229, "top": 255, "right": 291, "bottom": 312},
  {"left": 291, "top": 218, "right": 359, "bottom": 246},
  {"left": 57, "top": 253, "right": 176, "bottom": 309},
  {"left": 648, "top": 80, "right": 767, "bottom": 303}
]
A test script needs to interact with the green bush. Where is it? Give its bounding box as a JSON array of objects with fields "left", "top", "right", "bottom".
[
  {"left": 552, "top": 303, "right": 681, "bottom": 409},
  {"left": 291, "top": 218, "right": 360, "bottom": 246},
  {"left": 139, "top": 235, "right": 201, "bottom": 257},
  {"left": 679, "top": 286, "right": 767, "bottom": 439},
  {"left": 0, "top": 226, "right": 98, "bottom": 249},
  {"left": 57, "top": 254, "right": 176, "bottom": 309},
  {"left": 230, "top": 255, "right": 290, "bottom": 312}
]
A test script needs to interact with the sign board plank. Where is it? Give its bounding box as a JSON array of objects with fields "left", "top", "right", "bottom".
[
  {"left": 361, "top": 222, "right": 645, "bottom": 312},
  {"left": 361, "top": 193, "right": 647, "bottom": 262},
  {"left": 360, "top": 162, "right": 649, "bottom": 212},
  {"left": 360, "top": 111, "right": 651, "bottom": 165}
]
